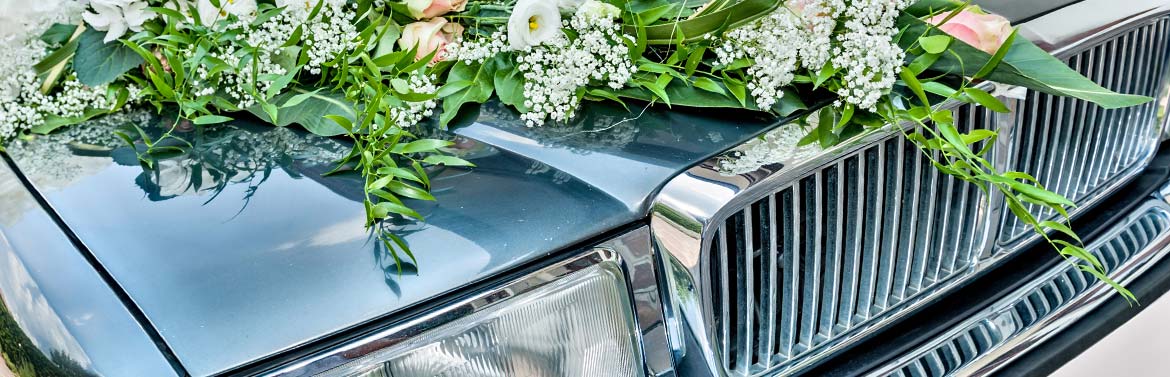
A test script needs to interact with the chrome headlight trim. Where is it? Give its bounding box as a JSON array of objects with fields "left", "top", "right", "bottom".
[
  {"left": 650, "top": 3, "right": 1170, "bottom": 376},
  {"left": 260, "top": 226, "right": 672, "bottom": 377}
]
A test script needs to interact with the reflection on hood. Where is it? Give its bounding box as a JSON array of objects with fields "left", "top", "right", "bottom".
[{"left": 0, "top": 244, "right": 94, "bottom": 376}]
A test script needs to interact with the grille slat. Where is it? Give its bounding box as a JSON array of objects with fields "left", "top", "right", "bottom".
[
  {"left": 998, "top": 21, "right": 1168, "bottom": 244},
  {"left": 708, "top": 17, "right": 1170, "bottom": 376},
  {"left": 873, "top": 204, "right": 1170, "bottom": 377}
]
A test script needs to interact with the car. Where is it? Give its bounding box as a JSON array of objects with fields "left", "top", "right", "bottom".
[{"left": 1, "top": 0, "right": 1169, "bottom": 376}]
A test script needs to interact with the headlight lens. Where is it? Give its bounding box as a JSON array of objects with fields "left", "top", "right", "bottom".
[{"left": 317, "top": 260, "right": 643, "bottom": 377}]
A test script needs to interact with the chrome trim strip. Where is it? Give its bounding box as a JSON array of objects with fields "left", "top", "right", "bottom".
[
  {"left": 650, "top": 5, "right": 1170, "bottom": 376},
  {"left": 261, "top": 227, "right": 665, "bottom": 376},
  {"left": 866, "top": 199, "right": 1170, "bottom": 377}
]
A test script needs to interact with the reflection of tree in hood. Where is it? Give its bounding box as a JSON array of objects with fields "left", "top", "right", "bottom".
[{"left": 0, "top": 298, "right": 96, "bottom": 377}]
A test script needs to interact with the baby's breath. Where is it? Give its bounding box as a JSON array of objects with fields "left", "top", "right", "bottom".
[{"left": 514, "top": 12, "right": 634, "bottom": 126}]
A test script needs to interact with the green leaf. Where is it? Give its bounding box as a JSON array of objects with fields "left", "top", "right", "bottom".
[
  {"left": 1007, "top": 180, "right": 1077, "bottom": 208},
  {"left": 247, "top": 87, "right": 357, "bottom": 136},
  {"left": 723, "top": 74, "right": 747, "bottom": 107},
  {"left": 423, "top": 155, "right": 475, "bottom": 167},
  {"left": 692, "top": 77, "right": 727, "bottom": 95},
  {"left": 918, "top": 34, "right": 951, "bottom": 54},
  {"left": 373, "top": 201, "right": 423, "bottom": 220},
  {"left": 631, "top": 0, "right": 781, "bottom": 44},
  {"left": 192, "top": 115, "right": 233, "bottom": 125},
  {"left": 963, "top": 87, "right": 1010, "bottom": 113},
  {"left": 1041, "top": 220, "right": 1082, "bottom": 243},
  {"left": 74, "top": 28, "right": 145, "bottom": 87},
  {"left": 40, "top": 23, "right": 79, "bottom": 45},
  {"left": 439, "top": 62, "right": 495, "bottom": 128},
  {"left": 493, "top": 66, "right": 528, "bottom": 111},
  {"left": 899, "top": 13, "right": 1151, "bottom": 109},
  {"left": 387, "top": 181, "right": 435, "bottom": 201},
  {"left": 398, "top": 139, "right": 452, "bottom": 154}
]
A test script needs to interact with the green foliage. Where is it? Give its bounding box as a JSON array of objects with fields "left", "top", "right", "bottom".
[
  {"left": 899, "top": 14, "right": 1152, "bottom": 109},
  {"left": 74, "top": 28, "right": 145, "bottom": 87},
  {"left": 888, "top": 30, "right": 1138, "bottom": 304},
  {"left": 247, "top": 89, "right": 356, "bottom": 136}
]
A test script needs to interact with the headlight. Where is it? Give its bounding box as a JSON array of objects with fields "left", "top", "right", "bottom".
[{"left": 271, "top": 250, "right": 646, "bottom": 377}]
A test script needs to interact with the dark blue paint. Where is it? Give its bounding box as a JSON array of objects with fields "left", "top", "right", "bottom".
[{"left": 4, "top": 101, "right": 777, "bottom": 375}]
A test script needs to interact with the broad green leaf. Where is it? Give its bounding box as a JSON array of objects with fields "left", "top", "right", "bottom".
[
  {"left": 74, "top": 28, "right": 145, "bottom": 86},
  {"left": 493, "top": 67, "right": 528, "bottom": 111},
  {"left": 631, "top": 0, "right": 781, "bottom": 44},
  {"left": 439, "top": 62, "right": 495, "bottom": 128},
  {"left": 899, "top": 13, "right": 1151, "bottom": 109},
  {"left": 918, "top": 35, "right": 951, "bottom": 54},
  {"left": 247, "top": 88, "right": 356, "bottom": 136},
  {"left": 692, "top": 77, "right": 726, "bottom": 95},
  {"left": 40, "top": 23, "right": 78, "bottom": 45}
]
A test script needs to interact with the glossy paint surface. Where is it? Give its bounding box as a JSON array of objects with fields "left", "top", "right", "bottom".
[
  {"left": 4, "top": 103, "right": 778, "bottom": 375},
  {"left": 0, "top": 160, "right": 177, "bottom": 376}
]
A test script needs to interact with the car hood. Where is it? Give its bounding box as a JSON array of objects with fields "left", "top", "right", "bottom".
[{"left": 4, "top": 101, "right": 779, "bottom": 375}]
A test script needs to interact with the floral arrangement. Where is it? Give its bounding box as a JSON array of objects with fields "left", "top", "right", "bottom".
[{"left": 0, "top": 0, "right": 1152, "bottom": 297}]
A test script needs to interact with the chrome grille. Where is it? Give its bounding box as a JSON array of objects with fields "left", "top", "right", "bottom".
[
  {"left": 875, "top": 202, "right": 1170, "bottom": 377},
  {"left": 707, "top": 16, "right": 1170, "bottom": 377},
  {"left": 710, "top": 107, "right": 999, "bottom": 375},
  {"left": 998, "top": 17, "right": 1170, "bottom": 244}
]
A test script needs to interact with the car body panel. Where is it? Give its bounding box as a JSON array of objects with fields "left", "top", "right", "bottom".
[
  {"left": 2, "top": 103, "right": 777, "bottom": 375},
  {"left": 0, "top": 160, "right": 177, "bottom": 376},
  {"left": 0, "top": 1, "right": 1112, "bottom": 375}
]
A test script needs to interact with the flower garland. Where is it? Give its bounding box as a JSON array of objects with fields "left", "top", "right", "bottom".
[{"left": 0, "top": 0, "right": 1154, "bottom": 297}]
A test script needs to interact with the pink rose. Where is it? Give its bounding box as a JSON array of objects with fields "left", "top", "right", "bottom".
[
  {"left": 405, "top": 0, "right": 467, "bottom": 19},
  {"left": 926, "top": 9, "right": 1013, "bottom": 54},
  {"left": 398, "top": 18, "right": 464, "bottom": 63}
]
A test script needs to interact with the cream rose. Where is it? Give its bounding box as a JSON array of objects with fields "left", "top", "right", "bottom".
[
  {"left": 405, "top": 0, "right": 467, "bottom": 19},
  {"left": 398, "top": 17, "right": 463, "bottom": 63},
  {"left": 508, "top": 0, "right": 561, "bottom": 50},
  {"left": 926, "top": 8, "right": 1012, "bottom": 54}
]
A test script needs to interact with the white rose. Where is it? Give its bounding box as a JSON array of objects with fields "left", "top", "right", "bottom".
[
  {"left": 82, "top": 0, "right": 157, "bottom": 43},
  {"left": 197, "top": 0, "right": 257, "bottom": 26},
  {"left": 507, "top": 0, "right": 561, "bottom": 50}
]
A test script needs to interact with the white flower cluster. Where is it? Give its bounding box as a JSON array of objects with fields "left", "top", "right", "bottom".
[
  {"left": 188, "top": 0, "right": 357, "bottom": 108},
  {"left": 717, "top": 0, "right": 909, "bottom": 111},
  {"left": 830, "top": 0, "right": 910, "bottom": 110},
  {"left": 514, "top": 12, "right": 634, "bottom": 126},
  {"left": 792, "top": 0, "right": 845, "bottom": 71},
  {"left": 0, "top": 0, "right": 138, "bottom": 140},
  {"left": 714, "top": 9, "right": 804, "bottom": 110},
  {"left": 297, "top": 1, "right": 359, "bottom": 74},
  {"left": 385, "top": 73, "right": 439, "bottom": 131},
  {"left": 448, "top": 32, "right": 509, "bottom": 64}
]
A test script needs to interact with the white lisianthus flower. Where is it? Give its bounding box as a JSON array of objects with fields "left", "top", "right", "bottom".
[
  {"left": 576, "top": 0, "right": 620, "bottom": 20},
  {"left": 196, "top": 0, "right": 257, "bottom": 26},
  {"left": 82, "top": 0, "right": 157, "bottom": 43},
  {"left": 507, "top": 0, "right": 561, "bottom": 50}
]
